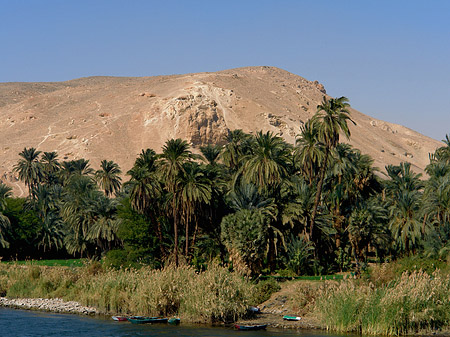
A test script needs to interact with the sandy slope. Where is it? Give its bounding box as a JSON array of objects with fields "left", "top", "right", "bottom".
[{"left": 0, "top": 66, "right": 442, "bottom": 195}]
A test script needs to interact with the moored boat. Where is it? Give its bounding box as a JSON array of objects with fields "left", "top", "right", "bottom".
[
  {"left": 234, "top": 324, "right": 268, "bottom": 331},
  {"left": 127, "top": 316, "right": 155, "bottom": 324},
  {"left": 168, "top": 317, "right": 181, "bottom": 325},
  {"left": 111, "top": 316, "right": 128, "bottom": 321},
  {"left": 282, "top": 315, "right": 302, "bottom": 321}
]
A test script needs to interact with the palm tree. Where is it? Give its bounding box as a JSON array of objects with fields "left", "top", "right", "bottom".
[
  {"left": 159, "top": 139, "right": 196, "bottom": 265},
  {"left": 240, "top": 131, "right": 292, "bottom": 194},
  {"left": 348, "top": 197, "right": 389, "bottom": 263},
  {"left": 200, "top": 144, "right": 222, "bottom": 166},
  {"left": 40, "top": 151, "right": 60, "bottom": 185},
  {"left": 59, "top": 159, "right": 94, "bottom": 185},
  {"left": 126, "top": 149, "right": 164, "bottom": 257},
  {"left": 37, "top": 212, "right": 65, "bottom": 253},
  {"left": 86, "top": 196, "right": 122, "bottom": 253},
  {"left": 228, "top": 183, "right": 276, "bottom": 218},
  {"left": 309, "top": 96, "right": 355, "bottom": 245},
  {"left": 60, "top": 175, "right": 100, "bottom": 257},
  {"left": 95, "top": 160, "right": 122, "bottom": 197},
  {"left": 0, "top": 183, "right": 12, "bottom": 248},
  {"left": 432, "top": 134, "right": 450, "bottom": 164},
  {"left": 422, "top": 174, "right": 450, "bottom": 227},
  {"left": 14, "top": 147, "right": 42, "bottom": 197},
  {"left": 221, "top": 130, "right": 253, "bottom": 172},
  {"left": 178, "top": 162, "right": 212, "bottom": 256},
  {"left": 388, "top": 189, "right": 424, "bottom": 254},
  {"left": 384, "top": 162, "right": 425, "bottom": 254},
  {"left": 295, "top": 120, "right": 324, "bottom": 186}
]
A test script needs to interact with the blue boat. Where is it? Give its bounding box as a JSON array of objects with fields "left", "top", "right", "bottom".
[
  {"left": 234, "top": 324, "right": 267, "bottom": 331},
  {"left": 128, "top": 316, "right": 169, "bottom": 324}
]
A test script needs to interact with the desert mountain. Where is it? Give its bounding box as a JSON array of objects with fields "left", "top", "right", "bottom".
[{"left": 0, "top": 66, "right": 443, "bottom": 195}]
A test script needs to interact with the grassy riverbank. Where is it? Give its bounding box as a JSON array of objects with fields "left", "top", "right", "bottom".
[{"left": 0, "top": 262, "right": 255, "bottom": 323}]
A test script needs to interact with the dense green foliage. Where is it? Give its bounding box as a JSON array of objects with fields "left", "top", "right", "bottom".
[{"left": 1, "top": 95, "right": 450, "bottom": 280}]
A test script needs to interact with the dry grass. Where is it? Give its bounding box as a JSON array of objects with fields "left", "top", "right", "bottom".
[
  {"left": 0, "top": 262, "right": 254, "bottom": 323},
  {"left": 314, "top": 270, "right": 450, "bottom": 335}
]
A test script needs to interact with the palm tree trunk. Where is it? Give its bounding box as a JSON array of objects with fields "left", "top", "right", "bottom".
[
  {"left": 185, "top": 215, "right": 189, "bottom": 257},
  {"left": 268, "top": 229, "right": 276, "bottom": 272},
  {"left": 173, "top": 197, "right": 178, "bottom": 267},
  {"left": 309, "top": 148, "right": 329, "bottom": 243},
  {"left": 191, "top": 220, "right": 199, "bottom": 254}
]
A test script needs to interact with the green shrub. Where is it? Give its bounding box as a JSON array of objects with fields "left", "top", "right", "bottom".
[{"left": 251, "top": 278, "right": 281, "bottom": 305}]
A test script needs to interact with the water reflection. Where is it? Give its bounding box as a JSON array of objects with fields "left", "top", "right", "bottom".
[{"left": 0, "top": 307, "right": 352, "bottom": 337}]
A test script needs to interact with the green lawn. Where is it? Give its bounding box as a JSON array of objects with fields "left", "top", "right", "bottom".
[
  {"left": 2, "top": 259, "right": 85, "bottom": 267},
  {"left": 260, "top": 274, "right": 344, "bottom": 281}
]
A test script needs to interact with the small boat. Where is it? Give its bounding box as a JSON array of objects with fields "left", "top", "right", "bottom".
[
  {"left": 283, "top": 315, "right": 302, "bottom": 321},
  {"left": 234, "top": 324, "right": 268, "bottom": 331},
  {"left": 127, "top": 316, "right": 169, "bottom": 324},
  {"left": 112, "top": 316, "right": 128, "bottom": 321},
  {"left": 249, "top": 306, "right": 261, "bottom": 313},
  {"left": 168, "top": 317, "right": 181, "bottom": 325}
]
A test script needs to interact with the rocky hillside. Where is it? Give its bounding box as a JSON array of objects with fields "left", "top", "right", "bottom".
[{"left": 0, "top": 66, "right": 442, "bottom": 195}]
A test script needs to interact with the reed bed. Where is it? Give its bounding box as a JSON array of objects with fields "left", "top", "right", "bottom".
[
  {"left": 0, "top": 263, "right": 254, "bottom": 323},
  {"left": 314, "top": 270, "right": 450, "bottom": 335}
]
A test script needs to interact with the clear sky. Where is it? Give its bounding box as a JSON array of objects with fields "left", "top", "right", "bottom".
[{"left": 1, "top": 0, "right": 449, "bottom": 141}]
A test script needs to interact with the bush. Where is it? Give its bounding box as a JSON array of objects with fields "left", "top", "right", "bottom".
[{"left": 251, "top": 278, "right": 281, "bottom": 305}]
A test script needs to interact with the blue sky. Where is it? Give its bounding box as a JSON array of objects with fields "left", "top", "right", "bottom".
[{"left": 1, "top": 0, "right": 449, "bottom": 140}]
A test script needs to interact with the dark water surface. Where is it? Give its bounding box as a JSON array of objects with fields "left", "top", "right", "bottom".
[{"left": 0, "top": 307, "right": 343, "bottom": 337}]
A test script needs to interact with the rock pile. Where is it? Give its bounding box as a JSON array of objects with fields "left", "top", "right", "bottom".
[{"left": 0, "top": 297, "right": 98, "bottom": 315}]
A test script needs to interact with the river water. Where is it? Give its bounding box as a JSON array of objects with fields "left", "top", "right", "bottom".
[{"left": 0, "top": 307, "right": 343, "bottom": 337}]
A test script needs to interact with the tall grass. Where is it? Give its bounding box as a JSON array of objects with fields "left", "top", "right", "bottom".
[
  {"left": 0, "top": 262, "right": 254, "bottom": 323},
  {"left": 314, "top": 270, "right": 450, "bottom": 335}
]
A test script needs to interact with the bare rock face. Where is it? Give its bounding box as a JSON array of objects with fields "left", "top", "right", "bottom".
[
  {"left": 159, "top": 83, "right": 230, "bottom": 146},
  {"left": 0, "top": 66, "right": 443, "bottom": 195}
]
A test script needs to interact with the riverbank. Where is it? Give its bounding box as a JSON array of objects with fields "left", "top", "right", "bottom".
[
  {"left": 0, "top": 297, "right": 98, "bottom": 315},
  {"left": 0, "top": 263, "right": 254, "bottom": 322}
]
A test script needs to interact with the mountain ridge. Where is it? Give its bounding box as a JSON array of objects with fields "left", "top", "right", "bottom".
[{"left": 0, "top": 66, "right": 442, "bottom": 195}]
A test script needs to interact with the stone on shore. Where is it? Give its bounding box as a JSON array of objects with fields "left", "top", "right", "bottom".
[{"left": 0, "top": 297, "right": 98, "bottom": 315}]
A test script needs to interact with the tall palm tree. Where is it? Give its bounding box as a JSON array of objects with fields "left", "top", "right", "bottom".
[
  {"left": 221, "top": 129, "right": 253, "bottom": 172},
  {"left": 159, "top": 138, "right": 196, "bottom": 265},
  {"left": 384, "top": 162, "right": 425, "bottom": 254},
  {"left": 126, "top": 149, "right": 164, "bottom": 257},
  {"left": 0, "top": 183, "right": 12, "bottom": 248},
  {"left": 14, "top": 147, "right": 42, "bottom": 197},
  {"left": 295, "top": 120, "right": 324, "bottom": 186},
  {"left": 95, "top": 159, "right": 122, "bottom": 197},
  {"left": 60, "top": 175, "right": 100, "bottom": 257},
  {"left": 240, "top": 131, "right": 292, "bottom": 194},
  {"left": 309, "top": 96, "right": 355, "bottom": 245},
  {"left": 40, "top": 151, "right": 60, "bottom": 185},
  {"left": 178, "top": 162, "right": 212, "bottom": 256}
]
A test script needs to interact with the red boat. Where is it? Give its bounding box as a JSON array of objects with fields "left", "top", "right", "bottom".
[{"left": 112, "top": 316, "right": 129, "bottom": 321}]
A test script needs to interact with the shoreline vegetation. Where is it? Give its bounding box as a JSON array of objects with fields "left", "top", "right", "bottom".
[
  {"left": 0, "top": 262, "right": 254, "bottom": 323},
  {"left": 3, "top": 262, "right": 450, "bottom": 335},
  {"left": 2, "top": 96, "right": 450, "bottom": 335}
]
